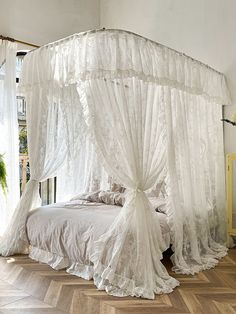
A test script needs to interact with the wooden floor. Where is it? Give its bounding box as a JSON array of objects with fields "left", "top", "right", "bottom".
[{"left": 0, "top": 248, "right": 235, "bottom": 314}]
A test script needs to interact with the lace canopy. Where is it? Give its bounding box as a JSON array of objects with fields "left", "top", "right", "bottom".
[
  {"left": 0, "top": 29, "right": 231, "bottom": 299},
  {"left": 20, "top": 29, "right": 230, "bottom": 103}
]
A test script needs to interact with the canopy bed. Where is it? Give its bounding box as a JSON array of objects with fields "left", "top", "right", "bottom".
[
  {"left": 0, "top": 29, "right": 231, "bottom": 299},
  {"left": 26, "top": 197, "right": 171, "bottom": 280}
]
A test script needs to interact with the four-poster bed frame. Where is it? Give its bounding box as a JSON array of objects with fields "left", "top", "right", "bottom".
[{"left": 0, "top": 29, "right": 231, "bottom": 299}]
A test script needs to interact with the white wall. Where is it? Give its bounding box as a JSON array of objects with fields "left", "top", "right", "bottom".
[
  {"left": 100, "top": 0, "right": 236, "bottom": 153},
  {"left": 0, "top": 0, "right": 100, "bottom": 49}
]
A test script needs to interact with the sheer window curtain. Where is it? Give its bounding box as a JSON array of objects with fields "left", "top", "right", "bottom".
[
  {"left": 0, "top": 40, "right": 19, "bottom": 236},
  {"left": 0, "top": 84, "right": 69, "bottom": 255}
]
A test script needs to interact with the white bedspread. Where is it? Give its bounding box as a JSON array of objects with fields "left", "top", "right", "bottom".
[{"left": 26, "top": 200, "right": 171, "bottom": 279}]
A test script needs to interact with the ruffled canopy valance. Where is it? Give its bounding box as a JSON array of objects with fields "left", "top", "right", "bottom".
[
  {"left": 20, "top": 29, "right": 231, "bottom": 105},
  {"left": 1, "top": 29, "right": 230, "bottom": 299}
]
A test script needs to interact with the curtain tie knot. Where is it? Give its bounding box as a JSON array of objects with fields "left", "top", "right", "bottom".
[{"left": 134, "top": 186, "right": 142, "bottom": 193}]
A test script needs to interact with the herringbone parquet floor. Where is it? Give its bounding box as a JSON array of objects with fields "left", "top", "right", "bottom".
[{"left": 0, "top": 248, "right": 235, "bottom": 314}]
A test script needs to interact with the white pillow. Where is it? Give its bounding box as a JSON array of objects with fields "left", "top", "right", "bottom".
[
  {"left": 70, "top": 190, "right": 101, "bottom": 202},
  {"left": 98, "top": 191, "right": 125, "bottom": 206},
  {"left": 110, "top": 182, "right": 126, "bottom": 193}
]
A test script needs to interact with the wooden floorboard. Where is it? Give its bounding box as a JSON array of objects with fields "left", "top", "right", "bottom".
[{"left": 0, "top": 248, "right": 235, "bottom": 314}]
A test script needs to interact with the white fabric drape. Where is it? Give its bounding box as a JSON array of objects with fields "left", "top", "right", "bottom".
[
  {"left": 164, "top": 88, "right": 227, "bottom": 274},
  {"left": 20, "top": 31, "right": 231, "bottom": 106},
  {"left": 1, "top": 29, "right": 231, "bottom": 299},
  {"left": 56, "top": 138, "right": 110, "bottom": 202},
  {"left": 77, "top": 78, "right": 179, "bottom": 298},
  {"left": 56, "top": 81, "right": 111, "bottom": 201},
  {"left": 0, "top": 85, "right": 70, "bottom": 255},
  {"left": 0, "top": 40, "right": 19, "bottom": 236}
]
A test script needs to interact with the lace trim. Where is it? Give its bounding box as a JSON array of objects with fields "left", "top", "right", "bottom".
[
  {"left": 29, "top": 246, "right": 179, "bottom": 299},
  {"left": 19, "top": 29, "right": 231, "bottom": 105},
  {"left": 166, "top": 209, "right": 228, "bottom": 275},
  {"left": 19, "top": 70, "right": 230, "bottom": 105},
  {"left": 29, "top": 246, "right": 69, "bottom": 270},
  {"left": 164, "top": 175, "right": 228, "bottom": 276},
  {"left": 93, "top": 261, "right": 179, "bottom": 299},
  {"left": 66, "top": 262, "right": 94, "bottom": 280},
  {"left": 171, "top": 251, "right": 228, "bottom": 275}
]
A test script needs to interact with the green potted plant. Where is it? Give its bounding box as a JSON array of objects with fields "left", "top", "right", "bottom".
[{"left": 0, "top": 154, "right": 7, "bottom": 195}]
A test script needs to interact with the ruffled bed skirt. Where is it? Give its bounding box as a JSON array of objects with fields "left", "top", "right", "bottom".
[
  {"left": 29, "top": 229, "right": 174, "bottom": 300},
  {"left": 29, "top": 246, "right": 94, "bottom": 280}
]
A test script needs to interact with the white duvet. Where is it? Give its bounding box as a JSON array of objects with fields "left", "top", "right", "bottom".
[{"left": 26, "top": 200, "right": 171, "bottom": 279}]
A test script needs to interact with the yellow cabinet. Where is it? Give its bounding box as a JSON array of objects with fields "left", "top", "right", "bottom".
[{"left": 226, "top": 154, "right": 236, "bottom": 240}]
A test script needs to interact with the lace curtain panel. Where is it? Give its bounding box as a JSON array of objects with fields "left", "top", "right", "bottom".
[
  {"left": 164, "top": 88, "right": 227, "bottom": 274},
  {"left": 0, "top": 29, "right": 231, "bottom": 299},
  {"left": 0, "top": 40, "right": 19, "bottom": 236},
  {"left": 77, "top": 78, "right": 178, "bottom": 298},
  {"left": 0, "top": 85, "right": 71, "bottom": 255}
]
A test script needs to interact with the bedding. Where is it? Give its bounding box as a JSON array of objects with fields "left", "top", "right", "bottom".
[
  {"left": 26, "top": 200, "right": 170, "bottom": 279},
  {"left": 71, "top": 190, "right": 166, "bottom": 211},
  {"left": 70, "top": 190, "right": 101, "bottom": 202},
  {"left": 70, "top": 190, "right": 126, "bottom": 206}
]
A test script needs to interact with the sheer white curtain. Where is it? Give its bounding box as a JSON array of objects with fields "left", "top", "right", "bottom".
[
  {"left": 0, "top": 84, "right": 70, "bottom": 255},
  {"left": 77, "top": 77, "right": 179, "bottom": 299},
  {"left": 0, "top": 40, "right": 19, "bottom": 236},
  {"left": 76, "top": 79, "right": 227, "bottom": 297},
  {"left": 56, "top": 139, "right": 110, "bottom": 201},
  {"left": 165, "top": 88, "right": 227, "bottom": 274},
  {"left": 56, "top": 82, "right": 110, "bottom": 201}
]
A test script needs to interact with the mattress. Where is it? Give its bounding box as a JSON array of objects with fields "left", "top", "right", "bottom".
[{"left": 26, "top": 200, "right": 171, "bottom": 279}]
